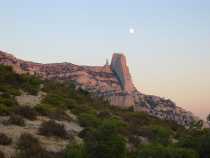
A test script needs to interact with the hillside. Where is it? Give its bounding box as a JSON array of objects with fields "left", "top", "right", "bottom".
[
  {"left": 0, "top": 50, "right": 197, "bottom": 126},
  {"left": 0, "top": 64, "right": 210, "bottom": 158}
]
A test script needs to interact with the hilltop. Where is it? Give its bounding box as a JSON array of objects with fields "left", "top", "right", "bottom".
[
  {"left": 0, "top": 50, "right": 197, "bottom": 126},
  {"left": 0, "top": 60, "right": 210, "bottom": 158}
]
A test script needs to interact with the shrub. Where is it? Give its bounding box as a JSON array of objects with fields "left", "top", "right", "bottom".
[
  {"left": 6, "top": 114, "right": 25, "bottom": 126},
  {"left": 47, "top": 108, "right": 72, "bottom": 121},
  {"left": 64, "top": 143, "right": 86, "bottom": 158},
  {"left": 0, "top": 150, "right": 4, "bottom": 158},
  {"left": 14, "top": 106, "right": 37, "bottom": 120},
  {"left": 79, "top": 128, "right": 96, "bottom": 139},
  {"left": 0, "top": 103, "right": 11, "bottom": 115},
  {"left": 138, "top": 125, "right": 172, "bottom": 145},
  {"left": 0, "top": 133, "right": 12, "bottom": 145},
  {"left": 0, "top": 95, "right": 17, "bottom": 107},
  {"left": 177, "top": 129, "right": 210, "bottom": 158},
  {"left": 35, "top": 105, "right": 72, "bottom": 121},
  {"left": 85, "top": 119, "right": 127, "bottom": 158},
  {"left": 34, "top": 103, "right": 55, "bottom": 115},
  {"left": 39, "top": 120, "right": 67, "bottom": 138},
  {"left": 44, "top": 151, "right": 65, "bottom": 158},
  {"left": 19, "top": 74, "right": 42, "bottom": 95},
  {"left": 78, "top": 113, "right": 100, "bottom": 128},
  {"left": 0, "top": 65, "right": 41, "bottom": 95},
  {"left": 97, "top": 111, "right": 112, "bottom": 119},
  {"left": 0, "top": 94, "right": 17, "bottom": 115},
  {"left": 16, "top": 133, "right": 44, "bottom": 158},
  {"left": 136, "top": 144, "right": 198, "bottom": 158},
  {"left": 189, "top": 120, "right": 204, "bottom": 130},
  {"left": 16, "top": 133, "right": 65, "bottom": 158},
  {"left": 42, "top": 94, "right": 70, "bottom": 109}
]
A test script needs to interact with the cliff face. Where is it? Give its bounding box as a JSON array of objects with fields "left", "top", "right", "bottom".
[
  {"left": 111, "top": 53, "right": 135, "bottom": 93},
  {"left": 0, "top": 50, "right": 198, "bottom": 126}
]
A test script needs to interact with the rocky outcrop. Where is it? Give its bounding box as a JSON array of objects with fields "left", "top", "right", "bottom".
[
  {"left": 111, "top": 53, "right": 135, "bottom": 93},
  {"left": 0, "top": 51, "right": 136, "bottom": 107},
  {"left": 0, "top": 50, "right": 198, "bottom": 126}
]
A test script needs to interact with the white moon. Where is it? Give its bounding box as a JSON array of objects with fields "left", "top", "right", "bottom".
[{"left": 129, "top": 28, "right": 135, "bottom": 34}]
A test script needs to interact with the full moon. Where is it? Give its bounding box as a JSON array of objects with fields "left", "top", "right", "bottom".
[{"left": 129, "top": 28, "right": 135, "bottom": 34}]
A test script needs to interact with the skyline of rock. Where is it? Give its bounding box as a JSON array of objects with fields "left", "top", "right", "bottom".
[{"left": 0, "top": 50, "right": 201, "bottom": 126}]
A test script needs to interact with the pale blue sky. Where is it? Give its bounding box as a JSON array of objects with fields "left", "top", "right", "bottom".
[{"left": 0, "top": 0, "right": 210, "bottom": 119}]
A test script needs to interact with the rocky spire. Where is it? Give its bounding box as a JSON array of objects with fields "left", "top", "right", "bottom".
[{"left": 111, "top": 53, "right": 135, "bottom": 93}]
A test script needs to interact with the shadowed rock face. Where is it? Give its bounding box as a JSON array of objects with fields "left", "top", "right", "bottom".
[
  {"left": 0, "top": 50, "right": 199, "bottom": 126},
  {"left": 111, "top": 53, "right": 135, "bottom": 93}
]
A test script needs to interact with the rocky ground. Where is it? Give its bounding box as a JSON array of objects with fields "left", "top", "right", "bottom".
[{"left": 0, "top": 114, "right": 83, "bottom": 158}]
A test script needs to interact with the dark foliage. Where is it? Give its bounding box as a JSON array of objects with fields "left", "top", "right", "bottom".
[
  {"left": 6, "top": 114, "right": 25, "bottom": 126},
  {"left": 78, "top": 113, "right": 100, "bottom": 128},
  {"left": 16, "top": 133, "right": 65, "bottom": 158},
  {"left": 0, "top": 150, "right": 4, "bottom": 158},
  {"left": 177, "top": 129, "right": 210, "bottom": 158},
  {"left": 0, "top": 133, "right": 12, "bottom": 145},
  {"left": 136, "top": 144, "right": 198, "bottom": 158},
  {"left": 14, "top": 106, "right": 37, "bottom": 120},
  {"left": 35, "top": 105, "right": 72, "bottom": 121},
  {"left": 39, "top": 120, "right": 67, "bottom": 138},
  {"left": 0, "top": 65, "right": 41, "bottom": 95},
  {"left": 0, "top": 94, "right": 18, "bottom": 115},
  {"left": 64, "top": 143, "right": 86, "bottom": 158},
  {"left": 85, "top": 119, "right": 127, "bottom": 158},
  {"left": 16, "top": 133, "right": 43, "bottom": 158}
]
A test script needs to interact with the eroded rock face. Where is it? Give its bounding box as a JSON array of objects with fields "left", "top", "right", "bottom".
[
  {"left": 0, "top": 50, "right": 198, "bottom": 126},
  {"left": 111, "top": 53, "right": 135, "bottom": 93}
]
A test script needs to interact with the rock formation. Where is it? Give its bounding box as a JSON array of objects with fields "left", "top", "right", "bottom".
[
  {"left": 111, "top": 53, "right": 135, "bottom": 93},
  {"left": 0, "top": 50, "right": 198, "bottom": 126}
]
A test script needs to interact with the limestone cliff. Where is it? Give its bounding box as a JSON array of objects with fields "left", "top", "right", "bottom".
[
  {"left": 0, "top": 50, "right": 198, "bottom": 126},
  {"left": 111, "top": 53, "right": 135, "bottom": 93}
]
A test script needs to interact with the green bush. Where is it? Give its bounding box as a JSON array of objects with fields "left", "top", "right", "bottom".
[
  {"left": 139, "top": 125, "right": 172, "bottom": 145},
  {"left": 78, "top": 113, "right": 100, "bottom": 128},
  {"left": 0, "top": 103, "right": 12, "bottom": 115},
  {"left": 19, "top": 74, "right": 42, "bottom": 95},
  {"left": 64, "top": 143, "right": 86, "bottom": 158},
  {"left": 136, "top": 144, "right": 198, "bottom": 158},
  {"left": 177, "top": 129, "right": 210, "bottom": 158},
  {"left": 0, "top": 94, "right": 17, "bottom": 115},
  {"left": 0, "top": 85, "right": 21, "bottom": 96},
  {"left": 43, "top": 94, "right": 67, "bottom": 108},
  {"left": 0, "top": 97, "right": 15, "bottom": 107},
  {"left": 85, "top": 119, "right": 127, "bottom": 158},
  {"left": 0, "top": 65, "right": 41, "bottom": 95},
  {"left": 35, "top": 104, "right": 71, "bottom": 121}
]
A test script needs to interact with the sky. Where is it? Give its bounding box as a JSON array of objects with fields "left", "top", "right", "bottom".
[{"left": 0, "top": 0, "right": 210, "bottom": 119}]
